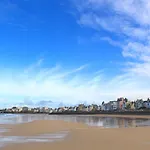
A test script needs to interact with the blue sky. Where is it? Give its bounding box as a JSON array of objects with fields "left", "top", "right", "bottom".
[{"left": 0, "top": 0, "right": 150, "bottom": 108}]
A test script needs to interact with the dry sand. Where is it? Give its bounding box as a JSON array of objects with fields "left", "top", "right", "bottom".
[{"left": 1, "top": 116, "right": 150, "bottom": 150}]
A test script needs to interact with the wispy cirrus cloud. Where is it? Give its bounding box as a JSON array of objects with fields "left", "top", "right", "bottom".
[
  {"left": 1, "top": 0, "right": 150, "bottom": 107},
  {"left": 0, "top": 59, "right": 150, "bottom": 108},
  {"left": 72, "top": 0, "right": 150, "bottom": 78},
  {"left": 0, "top": 0, "right": 41, "bottom": 30}
]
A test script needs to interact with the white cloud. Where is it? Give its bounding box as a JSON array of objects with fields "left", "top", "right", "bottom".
[
  {"left": 122, "top": 42, "right": 150, "bottom": 61},
  {"left": 1, "top": 0, "right": 150, "bottom": 107},
  {"left": 94, "top": 36, "right": 122, "bottom": 47},
  {"left": 0, "top": 59, "right": 150, "bottom": 107},
  {"left": 67, "top": 0, "right": 150, "bottom": 103},
  {"left": 111, "top": 0, "right": 150, "bottom": 26},
  {"left": 75, "top": 0, "right": 150, "bottom": 26},
  {"left": 73, "top": 0, "right": 150, "bottom": 80},
  {"left": 125, "top": 62, "right": 150, "bottom": 77}
]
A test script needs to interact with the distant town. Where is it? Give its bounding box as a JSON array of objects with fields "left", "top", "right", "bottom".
[{"left": 1, "top": 97, "right": 150, "bottom": 115}]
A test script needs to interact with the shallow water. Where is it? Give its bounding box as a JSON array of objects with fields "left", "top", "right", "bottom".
[
  {"left": 0, "top": 128, "right": 8, "bottom": 133},
  {"left": 1, "top": 114, "right": 150, "bottom": 128},
  {"left": 0, "top": 114, "right": 69, "bottom": 148},
  {"left": 0, "top": 131, "right": 69, "bottom": 148}
]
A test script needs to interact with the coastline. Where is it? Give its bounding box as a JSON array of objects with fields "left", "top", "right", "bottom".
[
  {"left": 2, "top": 111, "right": 150, "bottom": 119},
  {"left": 2, "top": 110, "right": 150, "bottom": 116},
  {"left": 48, "top": 110, "right": 150, "bottom": 115},
  {"left": 1, "top": 119, "right": 150, "bottom": 150}
]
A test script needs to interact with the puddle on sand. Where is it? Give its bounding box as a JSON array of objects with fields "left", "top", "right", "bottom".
[
  {"left": 0, "top": 127, "right": 8, "bottom": 133},
  {"left": 0, "top": 131, "right": 69, "bottom": 148}
]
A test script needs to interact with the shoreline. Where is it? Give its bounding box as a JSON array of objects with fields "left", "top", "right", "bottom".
[
  {"left": 1, "top": 112, "right": 150, "bottom": 119},
  {"left": 49, "top": 110, "right": 150, "bottom": 115},
  {"left": 2, "top": 110, "right": 150, "bottom": 115}
]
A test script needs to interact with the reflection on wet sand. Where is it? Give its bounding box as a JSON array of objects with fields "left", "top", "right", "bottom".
[
  {"left": 0, "top": 128, "right": 8, "bottom": 133},
  {"left": 1, "top": 114, "right": 150, "bottom": 128},
  {"left": 0, "top": 131, "right": 69, "bottom": 148},
  {"left": 1, "top": 115, "right": 150, "bottom": 150}
]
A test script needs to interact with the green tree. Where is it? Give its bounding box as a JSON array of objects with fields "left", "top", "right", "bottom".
[
  {"left": 126, "top": 103, "right": 131, "bottom": 110},
  {"left": 124, "top": 98, "right": 128, "bottom": 102}
]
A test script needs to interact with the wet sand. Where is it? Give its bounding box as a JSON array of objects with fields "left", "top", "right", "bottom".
[
  {"left": 94, "top": 114, "right": 150, "bottom": 119},
  {"left": 1, "top": 118, "right": 150, "bottom": 150}
]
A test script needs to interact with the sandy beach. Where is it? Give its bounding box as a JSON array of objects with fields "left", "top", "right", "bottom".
[{"left": 1, "top": 116, "right": 150, "bottom": 150}]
